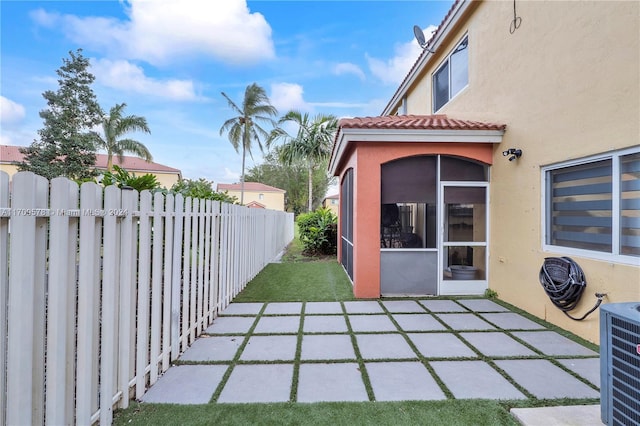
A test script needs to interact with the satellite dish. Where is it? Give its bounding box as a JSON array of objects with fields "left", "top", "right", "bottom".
[
  {"left": 413, "top": 25, "right": 435, "bottom": 53},
  {"left": 413, "top": 25, "right": 426, "bottom": 47}
]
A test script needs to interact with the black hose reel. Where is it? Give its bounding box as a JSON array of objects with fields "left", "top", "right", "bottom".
[{"left": 539, "top": 256, "right": 607, "bottom": 321}]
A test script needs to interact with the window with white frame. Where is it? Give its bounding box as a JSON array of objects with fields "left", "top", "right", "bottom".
[
  {"left": 433, "top": 35, "right": 468, "bottom": 112},
  {"left": 544, "top": 148, "right": 640, "bottom": 259}
]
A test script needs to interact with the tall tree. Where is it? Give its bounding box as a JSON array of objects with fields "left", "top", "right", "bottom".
[
  {"left": 219, "top": 83, "right": 277, "bottom": 205},
  {"left": 268, "top": 111, "right": 338, "bottom": 212},
  {"left": 245, "top": 149, "right": 332, "bottom": 215},
  {"left": 18, "top": 49, "right": 103, "bottom": 180},
  {"left": 96, "top": 103, "right": 152, "bottom": 172}
]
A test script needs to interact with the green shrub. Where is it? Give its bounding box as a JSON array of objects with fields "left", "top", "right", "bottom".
[
  {"left": 101, "top": 165, "right": 160, "bottom": 192},
  {"left": 296, "top": 208, "right": 338, "bottom": 256},
  {"left": 170, "top": 178, "right": 238, "bottom": 204}
]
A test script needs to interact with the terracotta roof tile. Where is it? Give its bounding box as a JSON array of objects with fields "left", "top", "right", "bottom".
[
  {"left": 0, "top": 144, "right": 181, "bottom": 174},
  {"left": 338, "top": 114, "right": 506, "bottom": 131},
  {"left": 216, "top": 182, "right": 285, "bottom": 193}
]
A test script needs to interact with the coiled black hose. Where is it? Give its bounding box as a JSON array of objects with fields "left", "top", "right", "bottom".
[{"left": 539, "top": 256, "right": 605, "bottom": 321}]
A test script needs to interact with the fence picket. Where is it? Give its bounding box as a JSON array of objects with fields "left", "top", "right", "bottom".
[
  {"left": 76, "top": 182, "right": 103, "bottom": 425},
  {"left": 0, "top": 172, "right": 8, "bottom": 426},
  {"left": 1, "top": 171, "right": 293, "bottom": 424},
  {"left": 150, "top": 192, "right": 164, "bottom": 386},
  {"left": 135, "top": 191, "right": 153, "bottom": 399}
]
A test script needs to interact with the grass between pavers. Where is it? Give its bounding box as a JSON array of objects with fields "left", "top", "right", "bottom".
[
  {"left": 113, "top": 399, "right": 521, "bottom": 426},
  {"left": 113, "top": 231, "right": 601, "bottom": 425}
]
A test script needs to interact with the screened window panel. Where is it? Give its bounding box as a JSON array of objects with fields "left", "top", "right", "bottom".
[
  {"left": 450, "top": 37, "right": 468, "bottom": 97},
  {"left": 549, "top": 160, "right": 612, "bottom": 252},
  {"left": 381, "top": 156, "right": 437, "bottom": 203},
  {"left": 340, "top": 168, "right": 354, "bottom": 279},
  {"left": 433, "top": 62, "right": 449, "bottom": 112},
  {"left": 620, "top": 152, "right": 640, "bottom": 256}
]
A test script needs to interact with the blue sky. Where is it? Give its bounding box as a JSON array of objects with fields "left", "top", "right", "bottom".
[{"left": 1, "top": 0, "right": 453, "bottom": 187}]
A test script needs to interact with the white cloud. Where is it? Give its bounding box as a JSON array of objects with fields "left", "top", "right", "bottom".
[
  {"left": 0, "top": 96, "right": 26, "bottom": 125},
  {"left": 222, "top": 167, "right": 240, "bottom": 182},
  {"left": 269, "top": 83, "right": 311, "bottom": 113},
  {"left": 31, "top": 0, "right": 275, "bottom": 66},
  {"left": 333, "top": 62, "right": 365, "bottom": 81},
  {"left": 91, "top": 59, "right": 200, "bottom": 101},
  {"left": 367, "top": 25, "right": 437, "bottom": 85}
]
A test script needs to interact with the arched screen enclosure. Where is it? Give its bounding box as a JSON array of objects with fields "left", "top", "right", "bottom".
[{"left": 380, "top": 155, "right": 489, "bottom": 296}]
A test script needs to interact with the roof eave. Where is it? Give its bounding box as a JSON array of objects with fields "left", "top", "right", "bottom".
[
  {"left": 382, "top": 0, "right": 472, "bottom": 116},
  {"left": 328, "top": 126, "right": 505, "bottom": 175}
]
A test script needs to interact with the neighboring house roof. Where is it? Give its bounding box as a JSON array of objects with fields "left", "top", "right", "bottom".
[
  {"left": 0, "top": 144, "right": 181, "bottom": 174},
  {"left": 217, "top": 182, "right": 286, "bottom": 193},
  {"left": 324, "top": 194, "right": 339, "bottom": 200},
  {"left": 329, "top": 114, "right": 506, "bottom": 174},
  {"left": 245, "top": 201, "right": 266, "bottom": 209}
]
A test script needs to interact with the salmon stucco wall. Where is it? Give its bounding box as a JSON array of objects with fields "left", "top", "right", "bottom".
[{"left": 337, "top": 141, "right": 494, "bottom": 298}]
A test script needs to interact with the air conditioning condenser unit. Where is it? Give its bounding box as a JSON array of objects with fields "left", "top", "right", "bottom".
[{"left": 600, "top": 302, "right": 640, "bottom": 426}]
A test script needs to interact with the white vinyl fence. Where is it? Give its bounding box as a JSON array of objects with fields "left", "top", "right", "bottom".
[{"left": 0, "top": 171, "right": 294, "bottom": 426}]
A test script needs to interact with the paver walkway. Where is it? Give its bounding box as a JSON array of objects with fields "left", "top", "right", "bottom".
[{"left": 140, "top": 299, "right": 600, "bottom": 405}]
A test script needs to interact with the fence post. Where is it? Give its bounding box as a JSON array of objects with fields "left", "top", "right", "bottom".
[
  {"left": 46, "top": 177, "right": 79, "bottom": 426},
  {"left": 6, "top": 172, "right": 48, "bottom": 426},
  {"left": 0, "top": 171, "right": 10, "bottom": 426}
]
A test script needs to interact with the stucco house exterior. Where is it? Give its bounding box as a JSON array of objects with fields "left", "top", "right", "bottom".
[
  {"left": 329, "top": 0, "right": 639, "bottom": 344},
  {"left": 322, "top": 194, "right": 340, "bottom": 216},
  {"left": 0, "top": 144, "right": 182, "bottom": 188},
  {"left": 216, "top": 182, "right": 286, "bottom": 211}
]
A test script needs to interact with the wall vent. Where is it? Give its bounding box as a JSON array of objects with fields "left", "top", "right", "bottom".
[{"left": 600, "top": 302, "right": 640, "bottom": 426}]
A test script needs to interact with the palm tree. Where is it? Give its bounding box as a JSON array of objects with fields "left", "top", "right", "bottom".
[
  {"left": 268, "top": 111, "right": 338, "bottom": 212},
  {"left": 96, "top": 103, "right": 152, "bottom": 172},
  {"left": 220, "top": 83, "right": 278, "bottom": 205}
]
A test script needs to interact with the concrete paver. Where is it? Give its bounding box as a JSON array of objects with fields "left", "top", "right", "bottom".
[
  {"left": 220, "top": 302, "right": 263, "bottom": 316},
  {"left": 558, "top": 358, "right": 601, "bottom": 387},
  {"left": 303, "top": 314, "right": 348, "bottom": 333},
  {"left": 141, "top": 365, "right": 227, "bottom": 404},
  {"left": 263, "top": 302, "right": 303, "bottom": 315},
  {"left": 408, "top": 333, "right": 477, "bottom": 358},
  {"left": 305, "top": 301, "right": 343, "bottom": 314},
  {"left": 356, "top": 333, "right": 417, "bottom": 359},
  {"left": 495, "top": 359, "right": 600, "bottom": 399},
  {"left": 460, "top": 332, "right": 537, "bottom": 357},
  {"left": 205, "top": 316, "right": 256, "bottom": 334},
  {"left": 252, "top": 316, "right": 300, "bottom": 333},
  {"left": 457, "top": 299, "right": 510, "bottom": 312},
  {"left": 240, "top": 335, "right": 297, "bottom": 361},
  {"left": 381, "top": 300, "right": 426, "bottom": 313},
  {"left": 366, "top": 361, "right": 446, "bottom": 401},
  {"left": 297, "top": 363, "right": 369, "bottom": 402},
  {"left": 344, "top": 301, "right": 384, "bottom": 314},
  {"left": 419, "top": 299, "right": 468, "bottom": 312},
  {"left": 513, "top": 331, "right": 599, "bottom": 356},
  {"left": 348, "top": 314, "right": 397, "bottom": 332},
  {"left": 431, "top": 360, "right": 527, "bottom": 400},
  {"left": 179, "top": 336, "right": 243, "bottom": 361},
  {"left": 479, "top": 312, "right": 545, "bottom": 330},
  {"left": 511, "top": 405, "right": 603, "bottom": 426},
  {"left": 436, "top": 313, "right": 497, "bottom": 330},
  {"left": 301, "top": 334, "right": 356, "bottom": 360},
  {"left": 392, "top": 313, "right": 447, "bottom": 331},
  {"left": 217, "top": 364, "right": 293, "bottom": 403}
]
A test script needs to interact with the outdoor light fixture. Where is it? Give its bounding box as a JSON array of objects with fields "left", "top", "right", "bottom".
[{"left": 502, "top": 148, "right": 522, "bottom": 161}]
